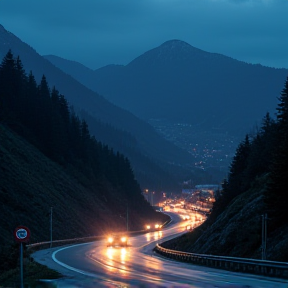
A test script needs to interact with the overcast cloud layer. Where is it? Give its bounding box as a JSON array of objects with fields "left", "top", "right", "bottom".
[{"left": 0, "top": 0, "right": 287, "bottom": 69}]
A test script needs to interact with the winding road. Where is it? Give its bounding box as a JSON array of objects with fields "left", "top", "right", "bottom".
[{"left": 32, "top": 212, "right": 288, "bottom": 287}]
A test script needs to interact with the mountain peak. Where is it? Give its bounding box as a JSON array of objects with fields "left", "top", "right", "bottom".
[
  {"left": 128, "top": 39, "right": 208, "bottom": 67},
  {"left": 160, "top": 39, "right": 191, "bottom": 48},
  {"left": 158, "top": 39, "right": 206, "bottom": 56},
  {"left": 160, "top": 39, "right": 200, "bottom": 51}
]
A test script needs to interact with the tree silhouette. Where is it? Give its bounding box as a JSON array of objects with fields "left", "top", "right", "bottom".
[
  {"left": 0, "top": 51, "right": 145, "bottom": 207},
  {"left": 265, "top": 77, "right": 288, "bottom": 226}
]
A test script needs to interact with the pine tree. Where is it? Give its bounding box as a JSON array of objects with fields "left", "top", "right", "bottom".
[
  {"left": 69, "top": 111, "right": 82, "bottom": 161},
  {"left": 265, "top": 77, "right": 288, "bottom": 226},
  {"left": 25, "top": 71, "right": 39, "bottom": 131},
  {"left": 243, "top": 113, "right": 277, "bottom": 184},
  {"left": 227, "top": 134, "right": 250, "bottom": 199},
  {"left": 261, "top": 112, "right": 274, "bottom": 135},
  {"left": 0, "top": 51, "right": 28, "bottom": 130},
  {"left": 14, "top": 56, "right": 27, "bottom": 122},
  {"left": 37, "top": 75, "right": 52, "bottom": 155},
  {"left": 0, "top": 50, "right": 16, "bottom": 121},
  {"left": 50, "top": 87, "right": 65, "bottom": 161}
]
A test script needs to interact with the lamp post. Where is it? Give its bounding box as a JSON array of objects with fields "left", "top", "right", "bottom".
[
  {"left": 144, "top": 189, "right": 149, "bottom": 202},
  {"left": 261, "top": 213, "right": 267, "bottom": 260},
  {"left": 126, "top": 203, "right": 129, "bottom": 232},
  {"left": 120, "top": 203, "right": 129, "bottom": 232},
  {"left": 50, "top": 207, "right": 53, "bottom": 248}
]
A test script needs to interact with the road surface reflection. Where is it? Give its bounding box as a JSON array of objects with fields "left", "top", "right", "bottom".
[{"left": 31, "top": 212, "right": 288, "bottom": 288}]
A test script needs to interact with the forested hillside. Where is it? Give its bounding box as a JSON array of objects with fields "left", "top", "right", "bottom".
[
  {"left": 0, "top": 51, "right": 169, "bottom": 262},
  {"left": 44, "top": 41, "right": 288, "bottom": 179},
  {"left": 0, "top": 24, "right": 204, "bottom": 193},
  {"left": 46, "top": 40, "right": 288, "bottom": 135},
  {"left": 163, "top": 76, "right": 288, "bottom": 261}
]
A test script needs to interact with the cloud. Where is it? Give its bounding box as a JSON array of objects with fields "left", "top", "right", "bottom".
[{"left": 0, "top": 0, "right": 287, "bottom": 69}]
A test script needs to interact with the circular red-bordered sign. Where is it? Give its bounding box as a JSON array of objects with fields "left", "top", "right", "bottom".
[{"left": 14, "top": 226, "right": 31, "bottom": 243}]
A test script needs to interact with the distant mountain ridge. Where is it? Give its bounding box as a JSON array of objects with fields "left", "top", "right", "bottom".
[
  {"left": 0, "top": 24, "right": 203, "bottom": 191},
  {"left": 45, "top": 39, "right": 288, "bottom": 136}
]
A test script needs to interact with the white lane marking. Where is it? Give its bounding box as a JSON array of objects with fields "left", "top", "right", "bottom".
[
  {"left": 52, "top": 243, "right": 132, "bottom": 287},
  {"left": 52, "top": 243, "right": 99, "bottom": 277},
  {"left": 52, "top": 242, "right": 177, "bottom": 286}
]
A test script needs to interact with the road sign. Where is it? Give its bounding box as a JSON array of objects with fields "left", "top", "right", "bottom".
[{"left": 14, "top": 226, "right": 30, "bottom": 243}]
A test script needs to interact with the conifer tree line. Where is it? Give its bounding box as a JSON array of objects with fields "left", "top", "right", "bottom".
[
  {"left": 212, "top": 76, "right": 288, "bottom": 231},
  {"left": 0, "top": 50, "right": 142, "bottom": 201}
]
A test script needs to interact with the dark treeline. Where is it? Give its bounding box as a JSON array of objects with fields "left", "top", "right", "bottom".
[
  {"left": 0, "top": 51, "right": 171, "bottom": 282},
  {"left": 0, "top": 50, "right": 143, "bottom": 203},
  {"left": 211, "top": 76, "right": 288, "bottom": 231},
  {"left": 161, "top": 76, "right": 288, "bottom": 261}
]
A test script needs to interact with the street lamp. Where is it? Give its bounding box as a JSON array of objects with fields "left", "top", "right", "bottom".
[
  {"left": 126, "top": 203, "right": 129, "bottom": 232},
  {"left": 144, "top": 189, "right": 149, "bottom": 202},
  {"left": 262, "top": 213, "right": 267, "bottom": 260},
  {"left": 50, "top": 207, "right": 53, "bottom": 248},
  {"left": 119, "top": 203, "right": 129, "bottom": 232}
]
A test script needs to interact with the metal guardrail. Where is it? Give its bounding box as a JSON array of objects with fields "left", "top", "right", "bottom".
[
  {"left": 26, "top": 215, "right": 287, "bottom": 279},
  {"left": 27, "top": 235, "right": 104, "bottom": 251},
  {"left": 27, "top": 219, "right": 171, "bottom": 251},
  {"left": 27, "top": 231, "right": 149, "bottom": 250},
  {"left": 154, "top": 243, "right": 288, "bottom": 279}
]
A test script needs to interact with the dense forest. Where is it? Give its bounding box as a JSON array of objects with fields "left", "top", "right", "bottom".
[
  {"left": 211, "top": 75, "right": 288, "bottom": 232},
  {"left": 163, "top": 76, "right": 288, "bottom": 261},
  {"left": 0, "top": 50, "right": 169, "bottom": 276},
  {"left": 0, "top": 50, "right": 140, "bottom": 193},
  {"left": 1, "top": 23, "right": 206, "bottom": 196}
]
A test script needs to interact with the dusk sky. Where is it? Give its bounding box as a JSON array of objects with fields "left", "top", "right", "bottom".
[{"left": 0, "top": 0, "right": 287, "bottom": 70}]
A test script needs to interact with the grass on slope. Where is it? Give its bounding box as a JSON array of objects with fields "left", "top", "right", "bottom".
[{"left": 0, "top": 260, "right": 62, "bottom": 288}]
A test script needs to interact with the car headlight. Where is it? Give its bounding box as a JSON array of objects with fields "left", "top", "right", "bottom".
[
  {"left": 146, "top": 225, "right": 151, "bottom": 229},
  {"left": 108, "top": 237, "right": 113, "bottom": 243},
  {"left": 155, "top": 224, "right": 159, "bottom": 229},
  {"left": 121, "top": 237, "right": 127, "bottom": 242}
]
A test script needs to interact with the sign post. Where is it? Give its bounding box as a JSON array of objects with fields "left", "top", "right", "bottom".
[{"left": 14, "top": 226, "right": 30, "bottom": 288}]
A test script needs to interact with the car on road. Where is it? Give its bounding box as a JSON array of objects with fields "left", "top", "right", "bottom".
[
  {"left": 154, "top": 223, "right": 162, "bottom": 230},
  {"left": 107, "top": 233, "right": 128, "bottom": 247},
  {"left": 185, "top": 224, "right": 193, "bottom": 231},
  {"left": 145, "top": 223, "right": 162, "bottom": 231}
]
